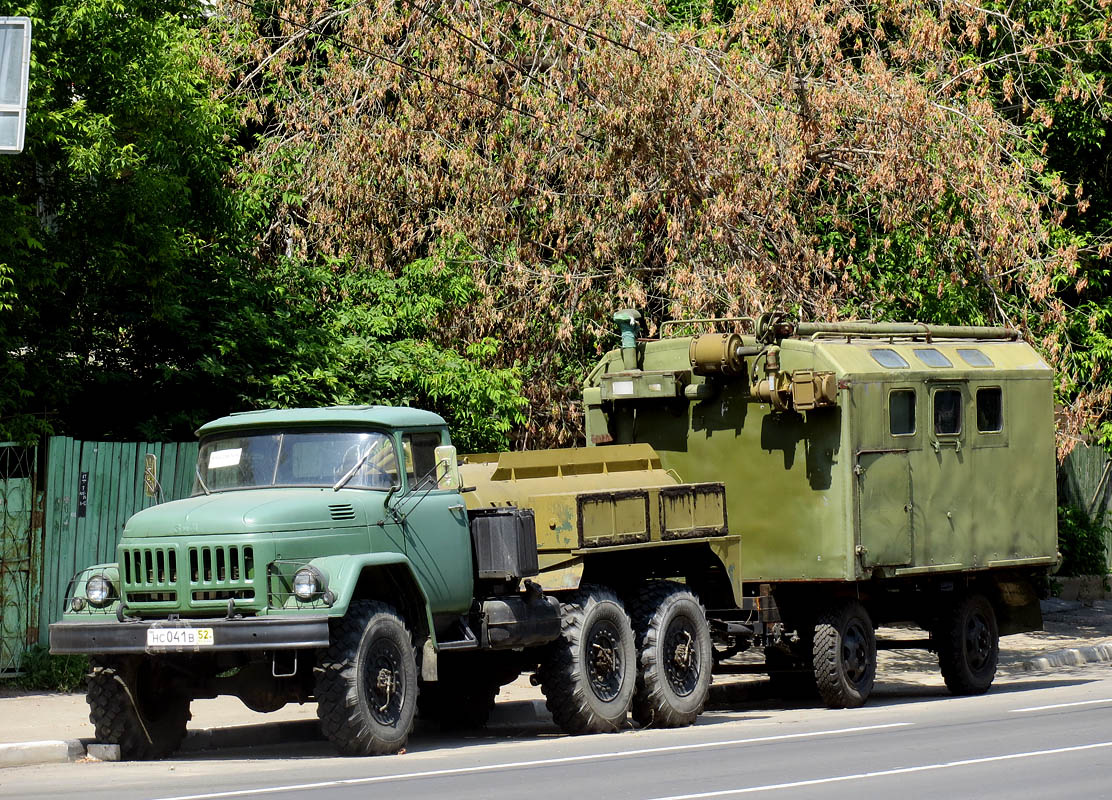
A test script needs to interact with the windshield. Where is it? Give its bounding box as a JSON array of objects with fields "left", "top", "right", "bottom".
[{"left": 194, "top": 429, "right": 399, "bottom": 494}]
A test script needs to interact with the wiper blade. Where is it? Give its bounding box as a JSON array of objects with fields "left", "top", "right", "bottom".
[
  {"left": 195, "top": 464, "right": 211, "bottom": 496},
  {"left": 333, "top": 448, "right": 372, "bottom": 492}
]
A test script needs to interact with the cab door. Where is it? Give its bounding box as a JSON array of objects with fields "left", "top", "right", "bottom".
[{"left": 396, "top": 429, "right": 474, "bottom": 616}]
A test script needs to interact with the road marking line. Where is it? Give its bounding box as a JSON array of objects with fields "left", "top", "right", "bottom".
[
  {"left": 645, "top": 740, "right": 1112, "bottom": 799},
  {"left": 149, "top": 722, "right": 913, "bottom": 800},
  {"left": 1008, "top": 698, "right": 1112, "bottom": 713}
]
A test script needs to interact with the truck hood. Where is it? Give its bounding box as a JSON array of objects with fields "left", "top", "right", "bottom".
[{"left": 122, "top": 488, "right": 379, "bottom": 537}]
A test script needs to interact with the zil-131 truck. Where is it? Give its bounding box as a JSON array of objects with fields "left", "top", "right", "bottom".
[
  {"left": 51, "top": 406, "right": 737, "bottom": 758},
  {"left": 50, "top": 310, "right": 1058, "bottom": 759}
]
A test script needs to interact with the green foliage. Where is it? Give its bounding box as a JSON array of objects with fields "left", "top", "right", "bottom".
[
  {"left": 1056, "top": 505, "right": 1110, "bottom": 577},
  {"left": 0, "top": 0, "right": 255, "bottom": 442},
  {"left": 218, "top": 241, "right": 528, "bottom": 453},
  {"left": 15, "top": 646, "right": 88, "bottom": 693}
]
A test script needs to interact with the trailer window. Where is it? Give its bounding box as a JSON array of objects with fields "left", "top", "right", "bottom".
[
  {"left": 958, "top": 349, "right": 994, "bottom": 367},
  {"left": 889, "top": 390, "right": 916, "bottom": 436},
  {"left": 870, "top": 348, "right": 909, "bottom": 369},
  {"left": 933, "top": 390, "right": 962, "bottom": 435},
  {"left": 914, "top": 348, "right": 952, "bottom": 368},
  {"left": 977, "top": 388, "right": 1003, "bottom": 433}
]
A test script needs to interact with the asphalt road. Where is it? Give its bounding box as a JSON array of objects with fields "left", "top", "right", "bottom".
[{"left": 4, "top": 664, "right": 1112, "bottom": 800}]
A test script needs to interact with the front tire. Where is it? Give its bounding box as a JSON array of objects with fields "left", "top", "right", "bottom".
[
  {"left": 537, "top": 585, "right": 636, "bottom": 734},
  {"left": 87, "top": 656, "right": 191, "bottom": 760},
  {"left": 316, "top": 600, "right": 417, "bottom": 756},
  {"left": 813, "top": 600, "right": 876, "bottom": 708},
  {"left": 936, "top": 593, "right": 999, "bottom": 695},
  {"left": 630, "top": 581, "right": 712, "bottom": 728}
]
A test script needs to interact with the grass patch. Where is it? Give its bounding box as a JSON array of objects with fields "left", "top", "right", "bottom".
[{"left": 14, "top": 645, "right": 87, "bottom": 692}]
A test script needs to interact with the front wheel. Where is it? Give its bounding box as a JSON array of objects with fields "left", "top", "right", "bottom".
[
  {"left": 316, "top": 600, "right": 418, "bottom": 756},
  {"left": 87, "top": 656, "right": 191, "bottom": 760},
  {"left": 936, "top": 593, "right": 999, "bottom": 695},
  {"left": 630, "top": 582, "right": 712, "bottom": 728},
  {"left": 813, "top": 600, "right": 876, "bottom": 708},
  {"left": 537, "top": 585, "right": 636, "bottom": 734}
]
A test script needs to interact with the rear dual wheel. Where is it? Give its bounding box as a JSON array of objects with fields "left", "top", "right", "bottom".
[
  {"left": 537, "top": 585, "right": 637, "bottom": 734},
  {"left": 630, "top": 581, "right": 713, "bottom": 728}
]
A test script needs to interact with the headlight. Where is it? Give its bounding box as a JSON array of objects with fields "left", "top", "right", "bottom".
[
  {"left": 85, "top": 575, "right": 113, "bottom": 607},
  {"left": 292, "top": 567, "right": 326, "bottom": 601}
]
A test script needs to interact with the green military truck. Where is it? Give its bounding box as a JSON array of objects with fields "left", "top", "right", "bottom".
[
  {"left": 582, "top": 311, "right": 1058, "bottom": 708},
  {"left": 51, "top": 407, "right": 739, "bottom": 758}
]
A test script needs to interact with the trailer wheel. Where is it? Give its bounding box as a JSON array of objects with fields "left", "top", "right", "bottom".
[
  {"left": 813, "top": 600, "right": 876, "bottom": 708},
  {"left": 316, "top": 600, "right": 417, "bottom": 755},
  {"left": 537, "top": 585, "right": 636, "bottom": 734},
  {"left": 87, "top": 656, "right": 191, "bottom": 760},
  {"left": 630, "top": 581, "right": 712, "bottom": 728},
  {"left": 936, "top": 593, "right": 999, "bottom": 695}
]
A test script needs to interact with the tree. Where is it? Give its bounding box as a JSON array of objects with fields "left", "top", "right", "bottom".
[
  {"left": 0, "top": 0, "right": 526, "bottom": 451},
  {"left": 209, "top": 0, "right": 1106, "bottom": 447}
]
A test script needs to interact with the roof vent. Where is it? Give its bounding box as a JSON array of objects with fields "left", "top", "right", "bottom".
[{"left": 328, "top": 504, "right": 356, "bottom": 521}]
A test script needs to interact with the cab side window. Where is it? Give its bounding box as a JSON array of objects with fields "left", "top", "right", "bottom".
[
  {"left": 403, "top": 432, "right": 442, "bottom": 491},
  {"left": 934, "top": 390, "right": 962, "bottom": 435}
]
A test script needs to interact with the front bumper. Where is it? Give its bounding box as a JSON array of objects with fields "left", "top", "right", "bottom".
[{"left": 49, "top": 615, "right": 331, "bottom": 655}]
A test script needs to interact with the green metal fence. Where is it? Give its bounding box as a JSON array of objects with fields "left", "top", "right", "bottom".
[
  {"left": 0, "top": 445, "right": 40, "bottom": 673},
  {"left": 38, "top": 438, "right": 197, "bottom": 646}
]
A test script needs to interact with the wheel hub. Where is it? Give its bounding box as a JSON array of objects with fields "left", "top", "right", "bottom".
[
  {"left": 965, "top": 613, "right": 991, "bottom": 670},
  {"left": 664, "top": 619, "right": 700, "bottom": 697},
  {"left": 365, "top": 639, "right": 405, "bottom": 724},
  {"left": 840, "top": 621, "right": 871, "bottom": 686},
  {"left": 587, "top": 620, "right": 624, "bottom": 702}
]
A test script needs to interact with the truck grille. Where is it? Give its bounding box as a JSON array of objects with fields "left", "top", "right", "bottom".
[
  {"left": 120, "top": 544, "right": 257, "bottom": 608},
  {"left": 122, "top": 546, "right": 178, "bottom": 588}
]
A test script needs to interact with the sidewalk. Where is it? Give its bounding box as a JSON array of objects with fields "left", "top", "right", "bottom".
[{"left": 2, "top": 599, "right": 1109, "bottom": 767}]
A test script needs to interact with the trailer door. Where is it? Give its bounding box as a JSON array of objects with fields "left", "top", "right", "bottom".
[{"left": 854, "top": 386, "right": 916, "bottom": 568}]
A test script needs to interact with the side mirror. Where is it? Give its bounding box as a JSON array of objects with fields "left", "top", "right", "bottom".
[
  {"left": 143, "top": 453, "right": 158, "bottom": 498},
  {"left": 434, "top": 445, "right": 461, "bottom": 490}
]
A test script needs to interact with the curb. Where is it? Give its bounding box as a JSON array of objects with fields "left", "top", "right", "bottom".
[
  {"left": 1021, "top": 641, "right": 1112, "bottom": 672},
  {"left": 0, "top": 739, "right": 84, "bottom": 768}
]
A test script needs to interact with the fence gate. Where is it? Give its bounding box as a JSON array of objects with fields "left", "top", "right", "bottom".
[{"left": 0, "top": 445, "right": 39, "bottom": 673}]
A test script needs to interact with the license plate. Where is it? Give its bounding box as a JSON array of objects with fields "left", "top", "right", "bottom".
[{"left": 146, "top": 627, "right": 214, "bottom": 648}]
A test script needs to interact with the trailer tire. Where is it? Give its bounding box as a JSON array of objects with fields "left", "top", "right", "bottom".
[
  {"left": 936, "top": 593, "right": 999, "bottom": 695},
  {"left": 537, "top": 585, "right": 636, "bottom": 734},
  {"left": 87, "top": 656, "right": 191, "bottom": 760},
  {"left": 813, "top": 600, "right": 876, "bottom": 708},
  {"left": 316, "top": 600, "right": 417, "bottom": 756},
  {"left": 630, "top": 581, "right": 712, "bottom": 728}
]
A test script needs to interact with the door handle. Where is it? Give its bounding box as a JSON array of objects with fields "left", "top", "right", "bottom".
[{"left": 448, "top": 504, "right": 464, "bottom": 512}]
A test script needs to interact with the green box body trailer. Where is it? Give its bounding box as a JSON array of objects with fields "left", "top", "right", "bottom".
[
  {"left": 582, "top": 311, "right": 1058, "bottom": 704},
  {"left": 49, "top": 312, "right": 1059, "bottom": 760}
]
